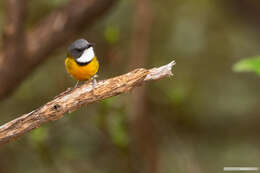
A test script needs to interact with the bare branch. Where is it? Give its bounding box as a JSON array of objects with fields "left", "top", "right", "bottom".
[
  {"left": 26, "top": 0, "right": 117, "bottom": 60},
  {"left": 3, "top": 0, "right": 26, "bottom": 57},
  {"left": 0, "top": 61, "right": 175, "bottom": 146},
  {"left": 1, "top": 0, "right": 27, "bottom": 94}
]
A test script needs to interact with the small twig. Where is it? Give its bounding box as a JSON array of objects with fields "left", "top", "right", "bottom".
[{"left": 0, "top": 61, "right": 175, "bottom": 146}]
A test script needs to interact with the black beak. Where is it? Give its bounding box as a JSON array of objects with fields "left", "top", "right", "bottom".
[{"left": 89, "top": 43, "right": 95, "bottom": 47}]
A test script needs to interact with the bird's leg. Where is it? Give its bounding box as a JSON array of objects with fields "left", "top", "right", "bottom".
[
  {"left": 92, "top": 74, "right": 98, "bottom": 89},
  {"left": 74, "top": 81, "right": 79, "bottom": 88},
  {"left": 93, "top": 78, "right": 97, "bottom": 89},
  {"left": 66, "top": 80, "right": 79, "bottom": 92}
]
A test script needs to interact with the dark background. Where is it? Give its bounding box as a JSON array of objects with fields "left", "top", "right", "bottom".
[{"left": 0, "top": 0, "right": 260, "bottom": 173}]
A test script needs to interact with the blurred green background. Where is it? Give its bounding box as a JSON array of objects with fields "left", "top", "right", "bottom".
[{"left": 1, "top": 0, "right": 260, "bottom": 173}]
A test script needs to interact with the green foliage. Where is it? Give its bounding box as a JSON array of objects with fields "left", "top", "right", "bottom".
[
  {"left": 99, "top": 98, "right": 129, "bottom": 149},
  {"left": 104, "top": 25, "right": 120, "bottom": 44},
  {"left": 95, "top": 97, "right": 129, "bottom": 150},
  {"left": 107, "top": 113, "right": 129, "bottom": 148},
  {"left": 29, "top": 126, "right": 48, "bottom": 144},
  {"left": 233, "top": 56, "right": 260, "bottom": 75},
  {"left": 168, "top": 86, "right": 189, "bottom": 105},
  {"left": 102, "top": 97, "right": 118, "bottom": 107}
]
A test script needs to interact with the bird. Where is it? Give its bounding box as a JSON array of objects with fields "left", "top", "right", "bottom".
[{"left": 65, "top": 39, "right": 99, "bottom": 88}]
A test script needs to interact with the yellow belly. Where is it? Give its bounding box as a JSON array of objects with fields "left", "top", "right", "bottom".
[{"left": 65, "top": 56, "right": 99, "bottom": 81}]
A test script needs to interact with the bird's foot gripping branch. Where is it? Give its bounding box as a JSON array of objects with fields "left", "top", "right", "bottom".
[{"left": 0, "top": 61, "right": 175, "bottom": 146}]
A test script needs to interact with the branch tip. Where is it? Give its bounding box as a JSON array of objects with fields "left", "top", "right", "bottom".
[{"left": 144, "top": 60, "right": 176, "bottom": 81}]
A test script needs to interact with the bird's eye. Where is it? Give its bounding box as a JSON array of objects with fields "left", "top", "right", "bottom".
[{"left": 75, "top": 48, "right": 82, "bottom": 52}]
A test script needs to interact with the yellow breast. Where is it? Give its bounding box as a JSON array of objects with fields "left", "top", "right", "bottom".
[{"left": 65, "top": 56, "right": 99, "bottom": 81}]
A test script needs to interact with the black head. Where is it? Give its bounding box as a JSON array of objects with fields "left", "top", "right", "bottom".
[{"left": 68, "top": 39, "right": 93, "bottom": 59}]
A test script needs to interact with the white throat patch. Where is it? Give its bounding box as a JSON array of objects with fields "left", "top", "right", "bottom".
[{"left": 76, "top": 47, "right": 95, "bottom": 63}]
